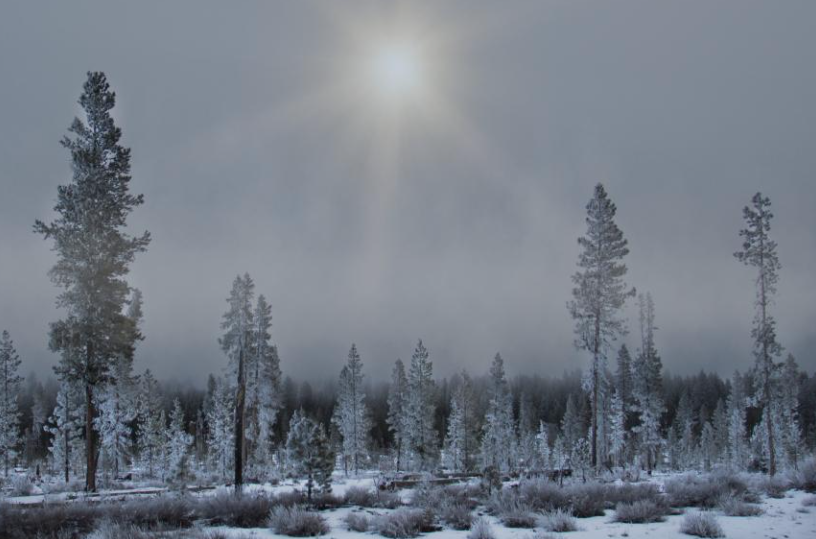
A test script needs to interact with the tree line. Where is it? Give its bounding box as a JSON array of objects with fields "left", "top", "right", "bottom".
[{"left": 0, "top": 72, "right": 812, "bottom": 493}]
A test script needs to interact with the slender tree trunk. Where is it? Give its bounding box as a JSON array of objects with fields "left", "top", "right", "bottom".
[
  {"left": 85, "top": 382, "right": 97, "bottom": 492},
  {"left": 234, "top": 348, "right": 246, "bottom": 491}
]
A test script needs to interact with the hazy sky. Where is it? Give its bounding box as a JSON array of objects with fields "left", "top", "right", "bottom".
[{"left": 1, "top": 1, "right": 815, "bottom": 386}]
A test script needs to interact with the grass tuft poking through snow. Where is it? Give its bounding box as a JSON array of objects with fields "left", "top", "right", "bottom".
[
  {"left": 467, "top": 517, "right": 495, "bottom": 539},
  {"left": 614, "top": 500, "right": 667, "bottom": 523},
  {"left": 680, "top": 512, "right": 725, "bottom": 538},
  {"left": 268, "top": 505, "right": 329, "bottom": 536},
  {"left": 542, "top": 509, "right": 578, "bottom": 532}
]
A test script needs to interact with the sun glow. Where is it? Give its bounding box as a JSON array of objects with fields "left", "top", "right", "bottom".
[{"left": 369, "top": 42, "right": 423, "bottom": 99}]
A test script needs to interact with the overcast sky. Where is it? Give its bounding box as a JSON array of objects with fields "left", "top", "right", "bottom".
[{"left": 1, "top": 1, "right": 814, "bottom": 386}]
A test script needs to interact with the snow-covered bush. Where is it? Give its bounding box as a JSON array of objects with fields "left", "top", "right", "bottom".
[
  {"left": 518, "top": 478, "right": 569, "bottom": 512},
  {"left": 344, "top": 486, "right": 377, "bottom": 507},
  {"left": 439, "top": 501, "right": 474, "bottom": 530},
  {"left": 568, "top": 482, "right": 607, "bottom": 517},
  {"left": 198, "top": 491, "right": 277, "bottom": 527},
  {"left": 8, "top": 475, "right": 34, "bottom": 496},
  {"left": 718, "top": 495, "right": 763, "bottom": 516},
  {"left": 791, "top": 457, "right": 816, "bottom": 493},
  {"left": 666, "top": 473, "right": 747, "bottom": 508},
  {"left": 345, "top": 512, "right": 371, "bottom": 532},
  {"left": 680, "top": 512, "right": 724, "bottom": 538},
  {"left": 374, "top": 508, "right": 435, "bottom": 538},
  {"left": 542, "top": 509, "right": 577, "bottom": 532},
  {"left": 488, "top": 490, "right": 536, "bottom": 528},
  {"left": 614, "top": 500, "right": 667, "bottom": 523},
  {"left": 467, "top": 518, "right": 494, "bottom": 539},
  {"left": 606, "top": 482, "right": 662, "bottom": 505},
  {"left": 802, "top": 495, "right": 816, "bottom": 507},
  {"left": 268, "top": 505, "right": 329, "bottom": 536},
  {"left": 755, "top": 475, "right": 788, "bottom": 499}
]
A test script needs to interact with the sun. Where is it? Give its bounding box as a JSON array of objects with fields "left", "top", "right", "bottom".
[{"left": 369, "top": 42, "right": 424, "bottom": 100}]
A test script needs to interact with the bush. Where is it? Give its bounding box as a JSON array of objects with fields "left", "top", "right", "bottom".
[
  {"left": 680, "top": 512, "right": 725, "bottom": 538},
  {"left": 374, "top": 508, "right": 436, "bottom": 538},
  {"left": 310, "top": 491, "right": 343, "bottom": 510},
  {"left": 8, "top": 475, "right": 35, "bottom": 497},
  {"left": 666, "top": 475, "right": 733, "bottom": 508},
  {"left": 542, "top": 509, "right": 577, "bottom": 532},
  {"left": 375, "top": 489, "right": 403, "bottom": 509},
  {"left": 345, "top": 486, "right": 377, "bottom": 507},
  {"left": 568, "top": 483, "right": 607, "bottom": 517},
  {"left": 519, "top": 479, "right": 569, "bottom": 512},
  {"left": 614, "top": 500, "right": 667, "bottom": 523},
  {"left": 756, "top": 476, "right": 788, "bottom": 499},
  {"left": 198, "top": 491, "right": 276, "bottom": 527},
  {"left": 440, "top": 501, "right": 474, "bottom": 530},
  {"left": 802, "top": 495, "right": 816, "bottom": 507},
  {"left": 718, "top": 496, "right": 763, "bottom": 517},
  {"left": 794, "top": 457, "right": 816, "bottom": 493},
  {"left": 268, "top": 506, "right": 329, "bottom": 536},
  {"left": 468, "top": 518, "right": 494, "bottom": 539},
  {"left": 346, "top": 512, "right": 371, "bottom": 532},
  {"left": 500, "top": 508, "right": 538, "bottom": 528},
  {"left": 607, "top": 483, "right": 663, "bottom": 506}
]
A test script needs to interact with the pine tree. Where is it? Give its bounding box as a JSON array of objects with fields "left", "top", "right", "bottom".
[
  {"left": 442, "top": 371, "right": 478, "bottom": 472},
  {"left": 712, "top": 399, "right": 729, "bottom": 469},
  {"left": 611, "top": 344, "right": 634, "bottom": 466},
  {"left": 135, "top": 369, "right": 163, "bottom": 477},
  {"left": 219, "top": 273, "right": 255, "bottom": 490},
  {"left": 406, "top": 340, "right": 437, "bottom": 470},
  {"left": 246, "top": 294, "right": 282, "bottom": 477},
  {"left": 46, "top": 379, "right": 84, "bottom": 482},
  {"left": 0, "top": 331, "right": 23, "bottom": 477},
  {"left": 561, "top": 394, "right": 585, "bottom": 468},
  {"left": 332, "top": 344, "right": 370, "bottom": 475},
  {"left": 386, "top": 358, "right": 409, "bottom": 471},
  {"left": 568, "top": 183, "right": 635, "bottom": 468},
  {"left": 726, "top": 371, "right": 749, "bottom": 470},
  {"left": 286, "top": 409, "right": 335, "bottom": 502},
  {"left": 207, "top": 376, "right": 235, "bottom": 481},
  {"left": 518, "top": 392, "right": 538, "bottom": 469},
  {"left": 631, "top": 293, "right": 665, "bottom": 472},
  {"left": 167, "top": 399, "right": 192, "bottom": 480},
  {"left": 734, "top": 192, "right": 783, "bottom": 476},
  {"left": 673, "top": 391, "right": 696, "bottom": 470},
  {"left": 779, "top": 354, "right": 802, "bottom": 470},
  {"left": 34, "top": 72, "right": 150, "bottom": 491},
  {"left": 481, "top": 353, "right": 517, "bottom": 472},
  {"left": 699, "top": 421, "right": 716, "bottom": 472},
  {"left": 532, "top": 421, "right": 551, "bottom": 470}
]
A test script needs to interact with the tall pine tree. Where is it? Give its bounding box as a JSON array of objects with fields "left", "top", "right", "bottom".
[
  {"left": 34, "top": 72, "right": 150, "bottom": 491},
  {"left": 568, "top": 183, "right": 635, "bottom": 468},
  {"left": 0, "top": 331, "right": 23, "bottom": 476}
]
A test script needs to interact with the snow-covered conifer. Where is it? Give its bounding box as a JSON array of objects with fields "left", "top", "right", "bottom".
[
  {"left": 481, "top": 353, "right": 517, "bottom": 472},
  {"left": 45, "top": 379, "right": 84, "bottom": 482},
  {"left": 286, "top": 409, "right": 335, "bottom": 502},
  {"left": 387, "top": 358, "right": 409, "bottom": 471},
  {"left": 532, "top": 421, "right": 551, "bottom": 470},
  {"left": 779, "top": 354, "right": 802, "bottom": 469},
  {"left": 568, "top": 183, "right": 635, "bottom": 468},
  {"left": 332, "top": 344, "right": 370, "bottom": 475},
  {"left": 442, "top": 371, "right": 478, "bottom": 472},
  {"left": 0, "top": 330, "right": 22, "bottom": 477},
  {"left": 631, "top": 293, "right": 665, "bottom": 472},
  {"left": 405, "top": 340, "right": 437, "bottom": 470},
  {"left": 727, "top": 371, "right": 748, "bottom": 470},
  {"left": 734, "top": 192, "right": 783, "bottom": 476},
  {"left": 167, "top": 399, "right": 192, "bottom": 480},
  {"left": 207, "top": 376, "right": 235, "bottom": 481}
]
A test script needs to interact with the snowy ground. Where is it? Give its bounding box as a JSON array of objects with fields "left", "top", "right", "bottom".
[{"left": 3, "top": 472, "right": 815, "bottom": 538}]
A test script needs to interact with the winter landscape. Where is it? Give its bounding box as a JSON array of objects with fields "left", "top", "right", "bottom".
[{"left": 2, "top": 2, "right": 816, "bottom": 539}]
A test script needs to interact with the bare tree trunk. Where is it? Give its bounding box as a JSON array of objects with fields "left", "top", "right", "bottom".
[
  {"left": 234, "top": 348, "right": 246, "bottom": 492},
  {"left": 85, "top": 382, "right": 97, "bottom": 492}
]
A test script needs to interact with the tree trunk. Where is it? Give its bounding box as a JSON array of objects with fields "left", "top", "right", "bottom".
[
  {"left": 85, "top": 382, "right": 97, "bottom": 492},
  {"left": 234, "top": 349, "right": 246, "bottom": 492}
]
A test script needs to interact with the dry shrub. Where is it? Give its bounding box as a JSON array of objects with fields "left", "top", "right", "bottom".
[
  {"left": 680, "top": 512, "right": 724, "bottom": 538},
  {"left": 467, "top": 518, "right": 494, "bottom": 539},
  {"left": 268, "top": 505, "right": 329, "bottom": 536},
  {"left": 345, "top": 512, "right": 371, "bottom": 532},
  {"left": 374, "top": 508, "right": 436, "bottom": 538},
  {"left": 542, "top": 509, "right": 577, "bottom": 532},
  {"left": 614, "top": 500, "right": 667, "bottom": 523}
]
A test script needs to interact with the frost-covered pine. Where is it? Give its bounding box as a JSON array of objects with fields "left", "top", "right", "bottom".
[
  {"left": 481, "top": 353, "right": 517, "bottom": 473},
  {"left": 34, "top": 72, "right": 150, "bottom": 492},
  {"left": 332, "top": 344, "right": 370, "bottom": 475},
  {"left": 166, "top": 399, "right": 192, "bottom": 480},
  {"left": 699, "top": 421, "right": 716, "bottom": 471},
  {"left": 219, "top": 273, "right": 255, "bottom": 489},
  {"left": 532, "top": 421, "right": 551, "bottom": 470},
  {"left": 286, "top": 409, "right": 335, "bottom": 502},
  {"left": 135, "top": 369, "right": 163, "bottom": 477},
  {"left": 726, "top": 370, "right": 748, "bottom": 470},
  {"left": 734, "top": 192, "right": 783, "bottom": 476},
  {"left": 779, "top": 354, "right": 802, "bottom": 470},
  {"left": 46, "top": 379, "right": 84, "bottom": 482},
  {"left": 405, "top": 340, "right": 437, "bottom": 470},
  {"left": 568, "top": 183, "right": 635, "bottom": 468},
  {"left": 442, "top": 371, "right": 478, "bottom": 472},
  {"left": 672, "top": 391, "right": 696, "bottom": 470},
  {"left": 207, "top": 376, "right": 235, "bottom": 481},
  {"left": 631, "top": 293, "right": 665, "bottom": 472},
  {"left": 0, "top": 330, "right": 22, "bottom": 477},
  {"left": 610, "top": 345, "right": 634, "bottom": 466},
  {"left": 386, "top": 358, "right": 410, "bottom": 471},
  {"left": 560, "top": 394, "right": 585, "bottom": 468},
  {"left": 608, "top": 389, "right": 627, "bottom": 468},
  {"left": 96, "top": 289, "right": 141, "bottom": 479},
  {"left": 517, "top": 392, "right": 538, "bottom": 469},
  {"left": 245, "top": 294, "right": 282, "bottom": 477},
  {"left": 711, "top": 399, "right": 729, "bottom": 469}
]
